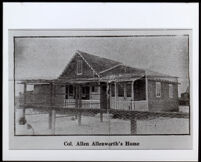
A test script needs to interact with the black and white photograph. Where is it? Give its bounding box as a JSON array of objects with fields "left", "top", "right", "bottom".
[
  {"left": 3, "top": 3, "right": 198, "bottom": 161},
  {"left": 14, "top": 33, "right": 190, "bottom": 136}
]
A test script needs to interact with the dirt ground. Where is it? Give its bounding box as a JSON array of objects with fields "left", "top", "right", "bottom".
[{"left": 15, "top": 106, "right": 190, "bottom": 135}]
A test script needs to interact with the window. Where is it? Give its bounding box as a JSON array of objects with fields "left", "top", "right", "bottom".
[
  {"left": 69, "top": 85, "right": 74, "bottom": 96},
  {"left": 169, "top": 84, "right": 173, "bottom": 98},
  {"left": 27, "top": 85, "right": 34, "bottom": 91},
  {"left": 126, "top": 83, "right": 131, "bottom": 97},
  {"left": 156, "top": 82, "right": 161, "bottom": 98},
  {"left": 118, "top": 83, "right": 124, "bottom": 97},
  {"left": 91, "top": 86, "right": 98, "bottom": 92},
  {"left": 82, "top": 86, "right": 90, "bottom": 100},
  {"left": 77, "top": 60, "right": 82, "bottom": 75}
]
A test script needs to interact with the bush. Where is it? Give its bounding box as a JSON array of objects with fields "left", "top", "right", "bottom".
[{"left": 19, "top": 117, "right": 27, "bottom": 125}]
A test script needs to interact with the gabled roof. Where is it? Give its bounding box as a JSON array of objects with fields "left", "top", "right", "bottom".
[
  {"left": 59, "top": 50, "right": 178, "bottom": 83},
  {"left": 77, "top": 50, "right": 121, "bottom": 73}
]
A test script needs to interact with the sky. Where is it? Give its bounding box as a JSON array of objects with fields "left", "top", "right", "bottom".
[{"left": 14, "top": 35, "right": 189, "bottom": 96}]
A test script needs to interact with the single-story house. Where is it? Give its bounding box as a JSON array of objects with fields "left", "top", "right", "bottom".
[{"left": 21, "top": 50, "right": 179, "bottom": 112}]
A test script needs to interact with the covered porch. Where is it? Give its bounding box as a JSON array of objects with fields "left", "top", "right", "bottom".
[{"left": 18, "top": 73, "right": 148, "bottom": 112}]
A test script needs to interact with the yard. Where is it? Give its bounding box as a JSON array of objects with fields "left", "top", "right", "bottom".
[{"left": 15, "top": 106, "right": 190, "bottom": 135}]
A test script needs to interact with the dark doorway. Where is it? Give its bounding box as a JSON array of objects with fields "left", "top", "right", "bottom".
[
  {"left": 134, "top": 77, "right": 146, "bottom": 101},
  {"left": 100, "top": 83, "right": 107, "bottom": 109},
  {"left": 81, "top": 86, "right": 90, "bottom": 100}
]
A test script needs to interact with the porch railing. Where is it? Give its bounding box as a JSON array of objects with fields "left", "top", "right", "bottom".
[
  {"left": 64, "top": 99, "right": 100, "bottom": 109},
  {"left": 111, "top": 100, "right": 148, "bottom": 111}
]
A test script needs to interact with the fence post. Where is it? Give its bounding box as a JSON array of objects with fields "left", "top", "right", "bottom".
[
  {"left": 130, "top": 113, "right": 137, "bottom": 134},
  {"left": 18, "top": 83, "right": 27, "bottom": 125},
  {"left": 48, "top": 83, "right": 56, "bottom": 134},
  {"left": 78, "top": 85, "right": 82, "bottom": 126},
  {"left": 23, "top": 83, "right": 27, "bottom": 119},
  {"left": 100, "top": 112, "right": 103, "bottom": 122}
]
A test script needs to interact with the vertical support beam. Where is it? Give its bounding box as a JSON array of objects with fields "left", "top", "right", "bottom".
[
  {"left": 131, "top": 81, "right": 134, "bottom": 110},
  {"left": 107, "top": 82, "right": 110, "bottom": 111},
  {"left": 145, "top": 76, "right": 149, "bottom": 110},
  {"left": 74, "top": 84, "right": 78, "bottom": 119},
  {"left": 75, "top": 84, "right": 79, "bottom": 108},
  {"left": 78, "top": 111, "right": 81, "bottom": 126},
  {"left": 100, "top": 112, "right": 103, "bottom": 122},
  {"left": 49, "top": 109, "right": 56, "bottom": 133},
  {"left": 48, "top": 83, "right": 56, "bottom": 134},
  {"left": 18, "top": 83, "right": 27, "bottom": 125},
  {"left": 130, "top": 113, "right": 137, "bottom": 134},
  {"left": 115, "top": 82, "right": 117, "bottom": 109},
  {"left": 23, "top": 83, "right": 27, "bottom": 118},
  {"left": 124, "top": 82, "right": 127, "bottom": 99},
  {"left": 49, "top": 110, "right": 52, "bottom": 129},
  {"left": 78, "top": 85, "right": 82, "bottom": 126},
  {"left": 49, "top": 83, "right": 53, "bottom": 129},
  {"left": 51, "top": 109, "right": 56, "bottom": 134}
]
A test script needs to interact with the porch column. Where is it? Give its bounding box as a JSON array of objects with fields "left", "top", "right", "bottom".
[
  {"left": 131, "top": 80, "right": 134, "bottom": 110},
  {"left": 75, "top": 85, "right": 78, "bottom": 108},
  {"left": 114, "top": 82, "right": 117, "bottom": 109},
  {"left": 124, "top": 82, "right": 126, "bottom": 99},
  {"left": 107, "top": 82, "right": 110, "bottom": 111},
  {"left": 145, "top": 76, "right": 149, "bottom": 110}
]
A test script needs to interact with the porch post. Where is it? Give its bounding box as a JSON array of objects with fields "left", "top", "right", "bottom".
[
  {"left": 124, "top": 82, "right": 126, "bottom": 99},
  {"left": 114, "top": 82, "right": 117, "bottom": 109},
  {"left": 100, "top": 83, "right": 103, "bottom": 122},
  {"left": 131, "top": 80, "right": 134, "bottom": 110},
  {"left": 107, "top": 82, "right": 110, "bottom": 111},
  {"left": 145, "top": 76, "right": 149, "bottom": 110},
  {"left": 75, "top": 85, "right": 78, "bottom": 108}
]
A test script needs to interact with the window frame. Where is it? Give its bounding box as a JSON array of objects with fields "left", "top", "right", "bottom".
[
  {"left": 111, "top": 84, "right": 115, "bottom": 97},
  {"left": 118, "top": 83, "right": 124, "bottom": 97},
  {"left": 155, "top": 82, "right": 161, "bottom": 98},
  {"left": 126, "top": 83, "right": 131, "bottom": 97},
  {"left": 77, "top": 60, "right": 83, "bottom": 75},
  {"left": 169, "top": 83, "right": 173, "bottom": 98}
]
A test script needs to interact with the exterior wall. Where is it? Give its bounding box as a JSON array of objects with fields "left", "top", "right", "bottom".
[
  {"left": 33, "top": 84, "right": 51, "bottom": 105},
  {"left": 148, "top": 80, "right": 179, "bottom": 112},
  {"left": 33, "top": 84, "right": 66, "bottom": 106},
  {"left": 59, "top": 54, "right": 97, "bottom": 79},
  {"left": 54, "top": 85, "right": 65, "bottom": 106}
]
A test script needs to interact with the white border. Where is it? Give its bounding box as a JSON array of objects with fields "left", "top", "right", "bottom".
[{"left": 3, "top": 3, "right": 198, "bottom": 161}]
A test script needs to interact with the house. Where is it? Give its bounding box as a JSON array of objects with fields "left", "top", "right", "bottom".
[{"left": 21, "top": 50, "right": 179, "bottom": 112}]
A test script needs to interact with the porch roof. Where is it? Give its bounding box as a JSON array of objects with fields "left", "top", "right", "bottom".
[{"left": 18, "top": 73, "right": 146, "bottom": 85}]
